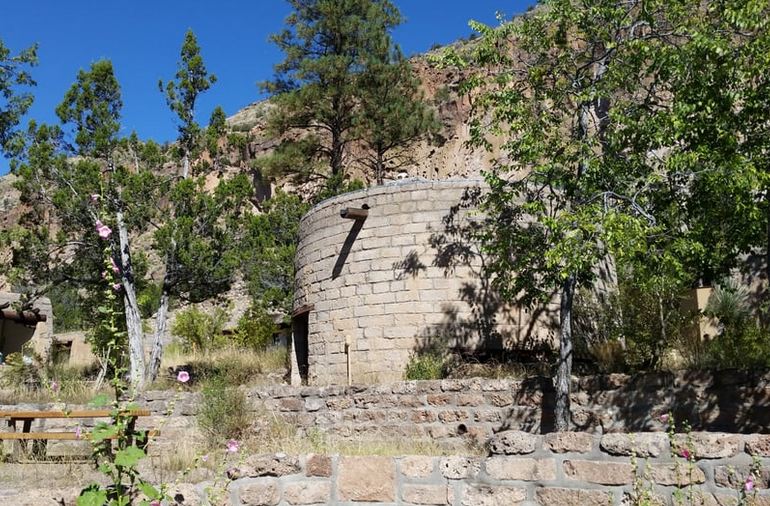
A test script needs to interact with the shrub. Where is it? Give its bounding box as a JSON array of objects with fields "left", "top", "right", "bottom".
[
  {"left": 234, "top": 303, "right": 276, "bottom": 350},
  {"left": 197, "top": 378, "right": 251, "bottom": 446},
  {"left": 171, "top": 306, "right": 228, "bottom": 352},
  {"left": 404, "top": 352, "right": 445, "bottom": 380}
]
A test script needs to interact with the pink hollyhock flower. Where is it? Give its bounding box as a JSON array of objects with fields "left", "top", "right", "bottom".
[
  {"left": 679, "top": 448, "right": 692, "bottom": 460},
  {"left": 95, "top": 220, "right": 112, "bottom": 239},
  {"left": 177, "top": 370, "right": 190, "bottom": 383},
  {"left": 50, "top": 381, "right": 59, "bottom": 393},
  {"left": 149, "top": 501, "right": 161, "bottom": 506},
  {"left": 112, "top": 282, "right": 122, "bottom": 292},
  {"left": 226, "top": 439, "right": 240, "bottom": 453},
  {"left": 90, "top": 194, "right": 100, "bottom": 203},
  {"left": 201, "top": 454, "right": 209, "bottom": 463},
  {"left": 659, "top": 413, "right": 669, "bottom": 423},
  {"left": 745, "top": 475, "right": 755, "bottom": 492},
  {"left": 110, "top": 257, "right": 120, "bottom": 274},
  {"left": 75, "top": 425, "right": 82, "bottom": 440}
]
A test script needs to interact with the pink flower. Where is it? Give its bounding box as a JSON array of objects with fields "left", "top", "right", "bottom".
[
  {"left": 745, "top": 475, "right": 755, "bottom": 492},
  {"left": 90, "top": 194, "right": 100, "bottom": 203},
  {"left": 177, "top": 370, "right": 190, "bottom": 383},
  {"left": 149, "top": 501, "right": 161, "bottom": 506},
  {"left": 50, "top": 381, "right": 59, "bottom": 393},
  {"left": 110, "top": 257, "right": 120, "bottom": 274},
  {"left": 226, "top": 439, "right": 240, "bottom": 453},
  {"left": 201, "top": 454, "right": 209, "bottom": 462},
  {"left": 679, "top": 448, "right": 692, "bottom": 460},
  {"left": 112, "top": 282, "right": 122, "bottom": 292},
  {"left": 659, "top": 413, "right": 670, "bottom": 423},
  {"left": 75, "top": 425, "right": 82, "bottom": 440},
  {"left": 95, "top": 220, "right": 112, "bottom": 239}
]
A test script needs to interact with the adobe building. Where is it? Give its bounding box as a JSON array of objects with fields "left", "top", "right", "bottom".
[
  {"left": 0, "top": 292, "right": 53, "bottom": 361},
  {"left": 292, "top": 178, "right": 557, "bottom": 385}
]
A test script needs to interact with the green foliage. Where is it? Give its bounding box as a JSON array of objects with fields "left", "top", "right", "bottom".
[
  {"left": 159, "top": 29, "right": 216, "bottom": 174},
  {"left": 355, "top": 32, "right": 438, "bottom": 184},
  {"left": 704, "top": 279, "right": 770, "bottom": 370},
  {"left": 261, "top": 0, "right": 402, "bottom": 189},
  {"left": 49, "top": 284, "right": 89, "bottom": 331},
  {"left": 197, "top": 377, "right": 251, "bottom": 446},
  {"left": 171, "top": 306, "right": 228, "bottom": 352},
  {"left": 0, "top": 38, "right": 37, "bottom": 157},
  {"left": 241, "top": 190, "right": 310, "bottom": 314},
  {"left": 137, "top": 282, "right": 162, "bottom": 319},
  {"left": 404, "top": 352, "right": 445, "bottom": 380},
  {"left": 234, "top": 303, "right": 276, "bottom": 350}
]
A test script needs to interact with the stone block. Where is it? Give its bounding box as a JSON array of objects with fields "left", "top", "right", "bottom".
[
  {"left": 746, "top": 435, "right": 770, "bottom": 457},
  {"left": 600, "top": 432, "right": 669, "bottom": 457},
  {"left": 651, "top": 464, "right": 706, "bottom": 486},
  {"left": 338, "top": 456, "right": 395, "bottom": 502},
  {"left": 459, "top": 484, "right": 527, "bottom": 506},
  {"left": 237, "top": 479, "right": 280, "bottom": 506},
  {"left": 544, "top": 432, "right": 594, "bottom": 453},
  {"left": 401, "top": 484, "right": 450, "bottom": 505},
  {"left": 535, "top": 487, "right": 613, "bottom": 506},
  {"left": 714, "top": 465, "right": 770, "bottom": 489},
  {"left": 440, "top": 456, "right": 480, "bottom": 479},
  {"left": 487, "top": 430, "right": 539, "bottom": 455},
  {"left": 485, "top": 457, "right": 556, "bottom": 481},
  {"left": 239, "top": 454, "right": 301, "bottom": 478},
  {"left": 305, "top": 454, "right": 332, "bottom": 477},
  {"left": 400, "top": 456, "right": 436, "bottom": 479},
  {"left": 673, "top": 433, "right": 743, "bottom": 459},
  {"left": 283, "top": 481, "right": 331, "bottom": 505},
  {"left": 562, "top": 460, "right": 634, "bottom": 485}
]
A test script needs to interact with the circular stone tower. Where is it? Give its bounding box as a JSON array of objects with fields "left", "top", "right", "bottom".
[{"left": 292, "top": 178, "right": 554, "bottom": 385}]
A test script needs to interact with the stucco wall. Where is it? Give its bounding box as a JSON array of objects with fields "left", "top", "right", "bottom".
[{"left": 293, "top": 179, "right": 557, "bottom": 385}]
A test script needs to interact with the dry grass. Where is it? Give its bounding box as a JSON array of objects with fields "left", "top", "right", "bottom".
[
  {"left": 152, "top": 345, "right": 287, "bottom": 389},
  {"left": 0, "top": 363, "right": 112, "bottom": 405}
]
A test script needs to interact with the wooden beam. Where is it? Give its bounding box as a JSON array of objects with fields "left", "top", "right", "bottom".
[
  {"left": 0, "top": 309, "right": 47, "bottom": 323},
  {"left": 0, "top": 409, "right": 150, "bottom": 419},
  {"left": 292, "top": 304, "right": 315, "bottom": 317},
  {"left": 0, "top": 429, "right": 160, "bottom": 441},
  {"left": 340, "top": 207, "right": 369, "bottom": 219}
]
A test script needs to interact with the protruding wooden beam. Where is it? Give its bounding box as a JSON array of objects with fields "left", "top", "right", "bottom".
[
  {"left": 340, "top": 204, "right": 369, "bottom": 220},
  {"left": 0, "top": 309, "right": 47, "bottom": 323}
]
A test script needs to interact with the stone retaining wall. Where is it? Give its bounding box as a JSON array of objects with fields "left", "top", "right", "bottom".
[
  {"left": 3, "top": 371, "right": 767, "bottom": 458},
  {"left": 181, "top": 432, "right": 770, "bottom": 505}
]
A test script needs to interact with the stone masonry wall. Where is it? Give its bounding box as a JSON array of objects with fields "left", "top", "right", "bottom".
[
  {"left": 3, "top": 371, "right": 767, "bottom": 460},
  {"left": 164, "top": 432, "right": 770, "bottom": 505},
  {"left": 293, "top": 178, "right": 557, "bottom": 385}
]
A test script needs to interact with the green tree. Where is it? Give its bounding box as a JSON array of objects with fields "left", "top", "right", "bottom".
[
  {"left": 447, "top": 1, "right": 683, "bottom": 430},
  {"left": 0, "top": 38, "right": 37, "bottom": 157},
  {"left": 241, "top": 189, "right": 309, "bottom": 316},
  {"left": 159, "top": 29, "right": 216, "bottom": 179},
  {"left": 260, "top": 0, "right": 401, "bottom": 193},
  {"left": 356, "top": 41, "right": 438, "bottom": 184},
  {"left": 8, "top": 61, "right": 150, "bottom": 388},
  {"left": 145, "top": 30, "right": 250, "bottom": 382}
]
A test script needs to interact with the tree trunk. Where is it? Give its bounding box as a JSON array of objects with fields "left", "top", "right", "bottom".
[
  {"left": 376, "top": 150, "right": 384, "bottom": 185},
  {"left": 146, "top": 285, "right": 170, "bottom": 382},
  {"left": 555, "top": 273, "right": 576, "bottom": 432},
  {"left": 182, "top": 151, "right": 189, "bottom": 179},
  {"left": 116, "top": 210, "right": 146, "bottom": 391}
]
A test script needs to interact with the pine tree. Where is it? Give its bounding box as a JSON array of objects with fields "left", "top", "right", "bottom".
[
  {"left": 356, "top": 42, "right": 438, "bottom": 184},
  {"left": 261, "top": 0, "right": 401, "bottom": 193},
  {"left": 0, "top": 38, "right": 37, "bottom": 157}
]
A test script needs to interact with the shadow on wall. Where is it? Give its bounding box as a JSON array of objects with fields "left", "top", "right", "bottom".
[
  {"left": 392, "top": 187, "right": 558, "bottom": 359},
  {"left": 492, "top": 370, "right": 770, "bottom": 434}
]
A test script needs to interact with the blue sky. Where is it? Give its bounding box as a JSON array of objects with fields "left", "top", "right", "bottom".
[{"left": 0, "top": 0, "right": 536, "bottom": 175}]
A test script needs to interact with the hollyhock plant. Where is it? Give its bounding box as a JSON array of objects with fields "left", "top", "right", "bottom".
[
  {"left": 90, "top": 194, "right": 100, "bottom": 203},
  {"left": 177, "top": 370, "right": 190, "bottom": 383},
  {"left": 95, "top": 220, "right": 112, "bottom": 239},
  {"left": 745, "top": 475, "right": 755, "bottom": 492},
  {"left": 226, "top": 439, "right": 240, "bottom": 453},
  {"left": 110, "top": 257, "right": 120, "bottom": 274}
]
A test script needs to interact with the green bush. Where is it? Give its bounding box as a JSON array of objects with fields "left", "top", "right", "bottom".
[
  {"left": 404, "top": 352, "right": 445, "bottom": 380},
  {"left": 234, "top": 303, "right": 276, "bottom": 350},
  {"left": 171, "top": 306, "right": 228, "bottom": 352},
  {"left": 197, "top": 378, "right": 251, "bottom": 446}
]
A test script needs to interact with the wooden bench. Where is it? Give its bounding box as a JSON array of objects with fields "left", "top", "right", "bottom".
[{"left": 0, "top": 409, "right": 159, "bottom": 461}]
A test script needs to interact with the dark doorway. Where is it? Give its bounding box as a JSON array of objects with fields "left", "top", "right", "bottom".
[{"left": 292, "top": 311, "right": 310, "bottom": 383}]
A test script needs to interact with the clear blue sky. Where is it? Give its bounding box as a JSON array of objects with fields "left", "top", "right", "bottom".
[{"left": 0, "top": 0, "right": 536, "bottom": 175}]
